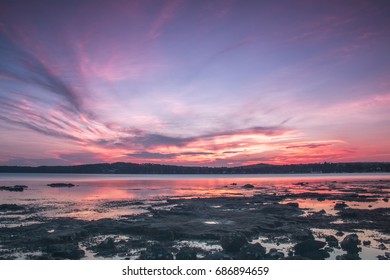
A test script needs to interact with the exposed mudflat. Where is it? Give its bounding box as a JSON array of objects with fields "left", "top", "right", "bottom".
[{"left": 0, "top": 179, "right": 389, "bottom": 260}]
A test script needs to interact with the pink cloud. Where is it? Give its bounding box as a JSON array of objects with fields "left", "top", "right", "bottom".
[{"left": 147, "top": 0, "right": 182, "bottom": 40}]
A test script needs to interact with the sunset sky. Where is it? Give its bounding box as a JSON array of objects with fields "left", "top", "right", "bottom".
[{"left": 0, "top": 0, "right": 389, "bottom": 167}]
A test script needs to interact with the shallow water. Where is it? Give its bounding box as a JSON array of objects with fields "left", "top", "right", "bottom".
[{"left": 1, "top": 173, "right": 389, "bottom": 221}]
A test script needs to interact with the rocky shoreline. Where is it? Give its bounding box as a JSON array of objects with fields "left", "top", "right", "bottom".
[{"left": 0, "top": 180, "right": 389, "bottom": 260}]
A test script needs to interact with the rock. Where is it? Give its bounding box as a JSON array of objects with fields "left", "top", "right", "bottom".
[
  {"left": 265, "top": 248, "right": 284, "bottom": 260},
  {"left": 317, "top": 197, "right": 325, "bottom": 202},
  {"left": 340, "top": 234, "right": 361, "bottom": 254},
  {"left": 378, "top": 243, "right": 387, "bottom": 250},
  {"left": 363, "top": 240, "right": 371, "bottom": 246},
  {"left": 241, "top": 184, "right": 255, "bottom": 189},
  {"left": 383, "top": 198, "right": 389, "bottom": 202},
  {"left": 47, "top": 183, "right": 75, "bottom": 188},
  {"left": 325, "top": 235, "right": 339, "bottom": 247},
  {"left": 301, "top": 249, "right": 330, "bottom": 260},
  {"left": 294, "top": 182, "right": 308, "bottom": 186},
  {"left": 46, "top": 244, "right": 85, "bottom": 260},
  {"left": 139, "top": 244, "right": 173, "bottom": 260},
  {"left": 336, "top": 253, "right": 360, "bottom": 260},
  {"left": 221, "top": 233, "right": 248, "bottom": 253},
  {"left": 294, "top": 240, "right": 326, "bottom": 256},
  {"left": 46, "top": 228, "right": 87, "bottom": 243},
  {"left": 377, "top": 255, "right": 387, "bottom": 260},
  {"left": 335, "top": 231, "right": 344, "bottom": 237},
  {"left": 0, "top": 185, "right": 28, "bottom": 192},
  {"left": 285, "top": 255, "right": 308, "bottom": 260},
  {"left": 96, "top": 237, "right": 116, "bottom": 251},
  {"left": 317, "top": 209, "right": 327, "bottom": 215},
  {"left": 238, "top": 243, "right": 266, "bottom": 260},
  {"left": 291, "top": 229, "right": 314, "bottom": 241},
  {"left": 385, "top": 252, "right": 390, "bottom": 259},
  {"left": 334, "top": 202, "right": 348, "bottom": 210},
  {"left": 286, "top": 202, "right": 299, "bottom": 208},
  {"left": 202, "top": 252, "right": 233, "bottom": 260},
  {"left": 0, "top": 204, "right": 25, "bottom": 211},
  {"left": 175, "top": 247, "right": 197, "bottom": 260}
]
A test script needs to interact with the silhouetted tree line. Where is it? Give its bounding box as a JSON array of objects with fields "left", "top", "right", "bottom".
[{"left": 0, "top": 162, "right": 389, "bottom": 174}]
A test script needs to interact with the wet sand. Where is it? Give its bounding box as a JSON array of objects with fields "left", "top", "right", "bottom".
[{"left": 0, "top": 179, "right": 389, "bottom": 260}]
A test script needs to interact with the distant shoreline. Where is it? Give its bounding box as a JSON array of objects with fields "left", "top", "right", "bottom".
[{"left": 0, "top": 162, "right": 389, "bottom": 174}]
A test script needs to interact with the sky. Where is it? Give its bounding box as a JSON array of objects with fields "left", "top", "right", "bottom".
[{"left": 0, "top": 0, "right": 389, "bottom": 167}]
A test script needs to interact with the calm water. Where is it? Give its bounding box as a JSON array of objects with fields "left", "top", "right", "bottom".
[
  {"left": 1, "top": 172, "right": 390, "bottom": 201},
  {"left": 1, "top": 172, "right": 389, "bottom": 220}
]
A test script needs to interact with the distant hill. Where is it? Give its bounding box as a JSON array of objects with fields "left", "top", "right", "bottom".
[{"left": 0, "top": 162, "right": 389, "bottom": 174}]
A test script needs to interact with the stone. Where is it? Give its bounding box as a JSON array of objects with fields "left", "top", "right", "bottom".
[
  {"left": 291, "top": 229, "right": 314, "bottom": 241},
  {"left": 139, "top": 244, "right": 173, "bottom": 260},
  {"left": 363, "top": 240, "right": 371, "bottom": 246},
  {"left": 378, "top": 243, "right": 387, "bottom": 250},
  {"left": 336, "top": 253, "right": 361, "bottom": 260},
  {"left": 46, "top": 244, "right": 85, "bottom": 260},
  {"left": 340, "top": 234, "right": 361, "bottom": 254},
  {"left": 383, "top": 198, "right": 389, "bottom": 202},
  {"left": 221, "top": 233, "right": 248, "bottom": 253},
  {"left": 0, "top": 204, "right": 25, "bottom": 211},
  {"left": 96, "top": 237, "right": 116, "bottom": 251},
  {"left": 335, "top": 231, "right": 344, "bottom": 237},
  {"left": 238, "top": 243, "right": 266, "bottom": 260},
  {"left": 325, "top": 235, "right": 339, "bottom": 247},
  {"left": 266, "top": 248, "right": 284, "bottom": 260},
  {"left": 301, "top": 249, "right": 330, "bottom": 260},
  {"left": 294, "top": 240, "right": 326, "bottom": 256},
  {"left": 202, "top": 252, "right": 233, "bottom": 260},
  {"left": 241, "top": 184, "right": 255, "bottom": 189},
  {"left": 0, "top": 185, "right": 28, "bottom": 192},
  {"left": 47, "top": 183, "right": 75, "bottom": 188},
  {"left": 175, "top": 247, "right": 197, "bottom": 260},
  {"left": 334, "top": 202, "right": 348, "bottom": 210},
  {"left": 286, "top": 202, "right": 299, "bottom": 208}
]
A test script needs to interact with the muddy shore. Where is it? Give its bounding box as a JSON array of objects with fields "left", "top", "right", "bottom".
[{"left": 0, "top": 180, "right": 389, "bottom": 260}]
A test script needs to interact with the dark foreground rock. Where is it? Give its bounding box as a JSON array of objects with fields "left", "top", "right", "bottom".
[
  {"left": 336, "top": 253, "right": 361, "bottom": 260},
  {"left": 175, "top": 247, "right": 197, "bottom": 260},
  {"left": 46, "top": 243, "right": 85, "bottom": 260},
  {"left": 96, "top": 238, "right": 116, "bottom": 251},
  {"left": 340, "top": 234, "right": 361, "bottom": 254},
  {"left": 325, "top": 235, "right": 339, "bottom": 247},
  {"left": 238, "top": 243, "right": 266, "bottom": 259},
  {"left": 294, "top": 240, "right": 329, "bottom": 259},
  {"left": 221, "top": 233, "right": 248, "bottom": 253},
  {"left": 202, "top": 252, "right": 233, "bottom": 260},
  {"left": 139, "top": 244, "right": 173, "bottom": 260},
  {"left": 291, "top": 229, "right": 314, "bottom": 241},
  {"left": 334, "top": 202, "right": 349, "bottom": 210}
]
